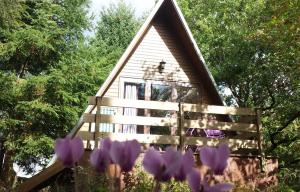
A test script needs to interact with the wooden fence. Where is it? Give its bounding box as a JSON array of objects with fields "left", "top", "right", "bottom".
[{"left": 78, "top": 97, "right": 264, "bottom": 158}]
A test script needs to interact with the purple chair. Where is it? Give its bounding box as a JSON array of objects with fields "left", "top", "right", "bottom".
[{"left": 204, "top": 129, "right": 225, "bottom": 139}]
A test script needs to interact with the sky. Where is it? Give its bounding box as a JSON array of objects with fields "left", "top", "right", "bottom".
[
  {"left": 88, "top": 0, "right": 156, "bottom": 17},
  {"left": 86, "top": 0, "right": 156, "bottom": 36}
]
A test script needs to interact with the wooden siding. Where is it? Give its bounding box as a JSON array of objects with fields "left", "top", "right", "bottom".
[{"left": 104, "top": 18, "right": 208, "bottom": 100}]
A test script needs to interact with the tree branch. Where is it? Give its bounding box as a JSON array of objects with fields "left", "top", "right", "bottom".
[
  {"left": 269, "top": 133, "right": 299, "bottom": 152},
  {"left": 271, "top": 112, "right": 300, "bottom": 137}
]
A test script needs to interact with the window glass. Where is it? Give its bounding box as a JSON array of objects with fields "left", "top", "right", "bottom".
[
  {"left": 176, "top": 86, "right": 200, "bottom": 103},
  {"left": 151, "top": 84, "right": 172, "bottom": 101}
]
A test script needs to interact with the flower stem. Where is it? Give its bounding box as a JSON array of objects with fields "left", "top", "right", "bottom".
[
  {"left": 153, "top": 181, "right": 161, "bottom": 192},
  {"left": 74, "top": 164, "right": 80, "bottom": 192}
]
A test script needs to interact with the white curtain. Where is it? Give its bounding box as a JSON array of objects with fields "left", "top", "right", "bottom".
[
  {"left": 100, "top": 107, "right": 114, "bottom": 132},
  {"left": 123, "top": 84, "right": 137, "bottom": 133}
]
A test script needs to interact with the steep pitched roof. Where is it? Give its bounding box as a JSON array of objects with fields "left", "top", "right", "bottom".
[
  {"left": 18, "top": 0, "right": 224, "bottom": 191},
  {"left": 96, "top": 0, "right": 222, "bottom": 102}
]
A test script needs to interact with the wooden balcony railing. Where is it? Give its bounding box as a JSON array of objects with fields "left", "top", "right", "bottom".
[{"left": 78, "top": 97, "right": 263, "bottom": 157}]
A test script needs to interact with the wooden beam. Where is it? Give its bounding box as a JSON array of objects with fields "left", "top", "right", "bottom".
[
  {"left": 88, "top": 97, "right": 178, "bottom": 111},
  {"left": 184, "top": 119, "right": 257, "bottom": 132},
  {"left": 83, "top": 114, "right": 177, "bottom": 127},
  {"left": 184, "top": 137, "right": 258, "bottom": 150},
  {"left": 182, "top": 103, "right": 256, "bottom": 116},
  {"left": 78, "top": 131, "right": 180, "bottom": 145},
  {"left": 77, "top": 130, "right": 94, "bottom": 141},
  {"left": 17, "top": 161, "right": 64, "bottom": 192}
]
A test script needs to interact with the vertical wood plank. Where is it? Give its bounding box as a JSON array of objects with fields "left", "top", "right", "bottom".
[
  {"left": 94, "top": 97, "right": 101, "bottom": 149},
  {"left": 178, "top": 102, "right": 185, "bottom": 151},
  {"left": 86, "top": 122, "right": 92, "bottom": 149},
  {"left": 256, "top": 109, "right": 265, "bottom": 172},
  {"left": 144, "top": 81, "right": 151, "bottom": 134}
]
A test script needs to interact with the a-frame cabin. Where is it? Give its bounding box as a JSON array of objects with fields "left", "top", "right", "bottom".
[{"left": 19, "top": 0, "right": 278, "bottom": 191}]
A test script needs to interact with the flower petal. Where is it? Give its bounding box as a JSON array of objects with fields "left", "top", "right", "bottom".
[
  {"left": 70, "top": 137, "right": 84, "bottom": 163},
  {"left": 200, "top": 146, "right": 217, "bottom": 170},
  {"left": 90, "top": 148, "right": 110, "bottom": 173},
  {"left": 121, "top": 140, "right": 141, "bottom": 172},
  {"left": 163, "top": 147, "right": 182, "bottom": 176},
  {"left": 127, "top": 140, "right": 141, "bottom": 165},
  {"left": 109, "top": 141, "right": 124, "bottom": 165},
  {"left": 211, "top": 183, "right": 234, "bottom": 192},
  {"left": 174, "top": 150, "right": 195, "bottom": 181},
  {"left": 187, "top": 168, "right": 201, "bottom": 192},
  {"left": 55, "top": 138, "right": 73, "bottom": 167},
  {"left": 214, "top": 143, "right": 230, "bottom": 175},
  {"left": 143, "top": 148, "right": 163, "bottom": 177},
  {"left": 182, "top": 149, "right": 195, "bottom": 173},
  {"left": 100, "top": 138, "right": 112, "bottom": 150}
]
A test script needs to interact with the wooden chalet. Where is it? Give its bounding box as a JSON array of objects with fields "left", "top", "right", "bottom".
[{"left": 19, "top": 0, "right": 278, "bottom": 191}]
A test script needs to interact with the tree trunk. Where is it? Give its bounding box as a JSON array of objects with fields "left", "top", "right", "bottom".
[
  {"left": 0, "top": 150, "right": 16, "bottom": 190},
  {"left": 0, "top": 140, "right": 5, "bottom": 174}
]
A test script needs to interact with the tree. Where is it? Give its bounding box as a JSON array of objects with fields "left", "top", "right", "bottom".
[
  {"left": 0, "top": 0, "right": 89, "bottom": 77},
  {"left": 93, "top": 0, "right": 141, "bottom": 55},
  {"left": 178, "top": 0, "right": 299, "bottom": 189},
  {"left": 0, "top": 0, "right": 90, "bottom": 189}
]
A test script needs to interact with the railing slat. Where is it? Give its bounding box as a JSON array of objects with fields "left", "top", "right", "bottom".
[
  {"left": 182, "top": 103, "right": 256, "bottom": 115},
  {"left": 77, "top": 131, "right": 258, "bottom": 150},
  {"left": 184, "top": 119, "right": 257, "bottom": 132},
  {"left": 83, "top": 114, "right": 177, "bottom": 127},
  {"left": 77, "top": 131, "right": 180, "bottom": 145},
  {"left": 88, "top": 97, "right": 178, "bottom": 111},
  {"left": 184, "top": 137, "right": 258, "bottom": 150}
]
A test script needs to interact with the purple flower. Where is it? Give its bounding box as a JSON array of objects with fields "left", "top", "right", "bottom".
[
  {"left": 200, "top": 143, "right": 230, "bottom": 175},
  {"left": 109, "top": 139, "right": 141, "bottom": 172},
  {"left": 143, "top": 147, "right": 182, "bottom": 182},
  {"left": 55, "top": 136, "right": 84, "bottom": 167},
  {"left": 90, "top": 138, "right": 112, "bottom": 173},
  {"left": 203, "top": 177, "right": 233, "bottom": 192},
  {"left": 101, "top": 138, "right": 112, "bottom": 149},
  {"left": 187, "top": 168, "right": 201, "bottom": 192},
  {"left": 174, "top": 149, "right": 194, "bottom": 181}
]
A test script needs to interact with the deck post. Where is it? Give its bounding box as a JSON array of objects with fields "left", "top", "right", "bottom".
[
  {"left": 86, "top": 122, "right": 92, "bottom": 149},
  {"left": 94, "top": 96, "right": 102, "bottom": 149},
  {"left": 178, "top": 102, "right": 185, "bottom": 151},
  {"left": 256, "top": 108, "right": 265, "bottom": 172}
]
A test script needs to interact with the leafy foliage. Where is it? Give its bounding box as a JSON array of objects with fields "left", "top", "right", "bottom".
[
  {"left": 93, "top": 1, "right": 141, "bottom": 55},
  {"left": 178, "top": 0, "right": 300, "bottom": 189}
]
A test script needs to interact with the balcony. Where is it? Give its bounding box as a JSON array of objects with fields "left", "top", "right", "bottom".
[{"left": 78, "top": 96, "right": 264, "bottom": 159}]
